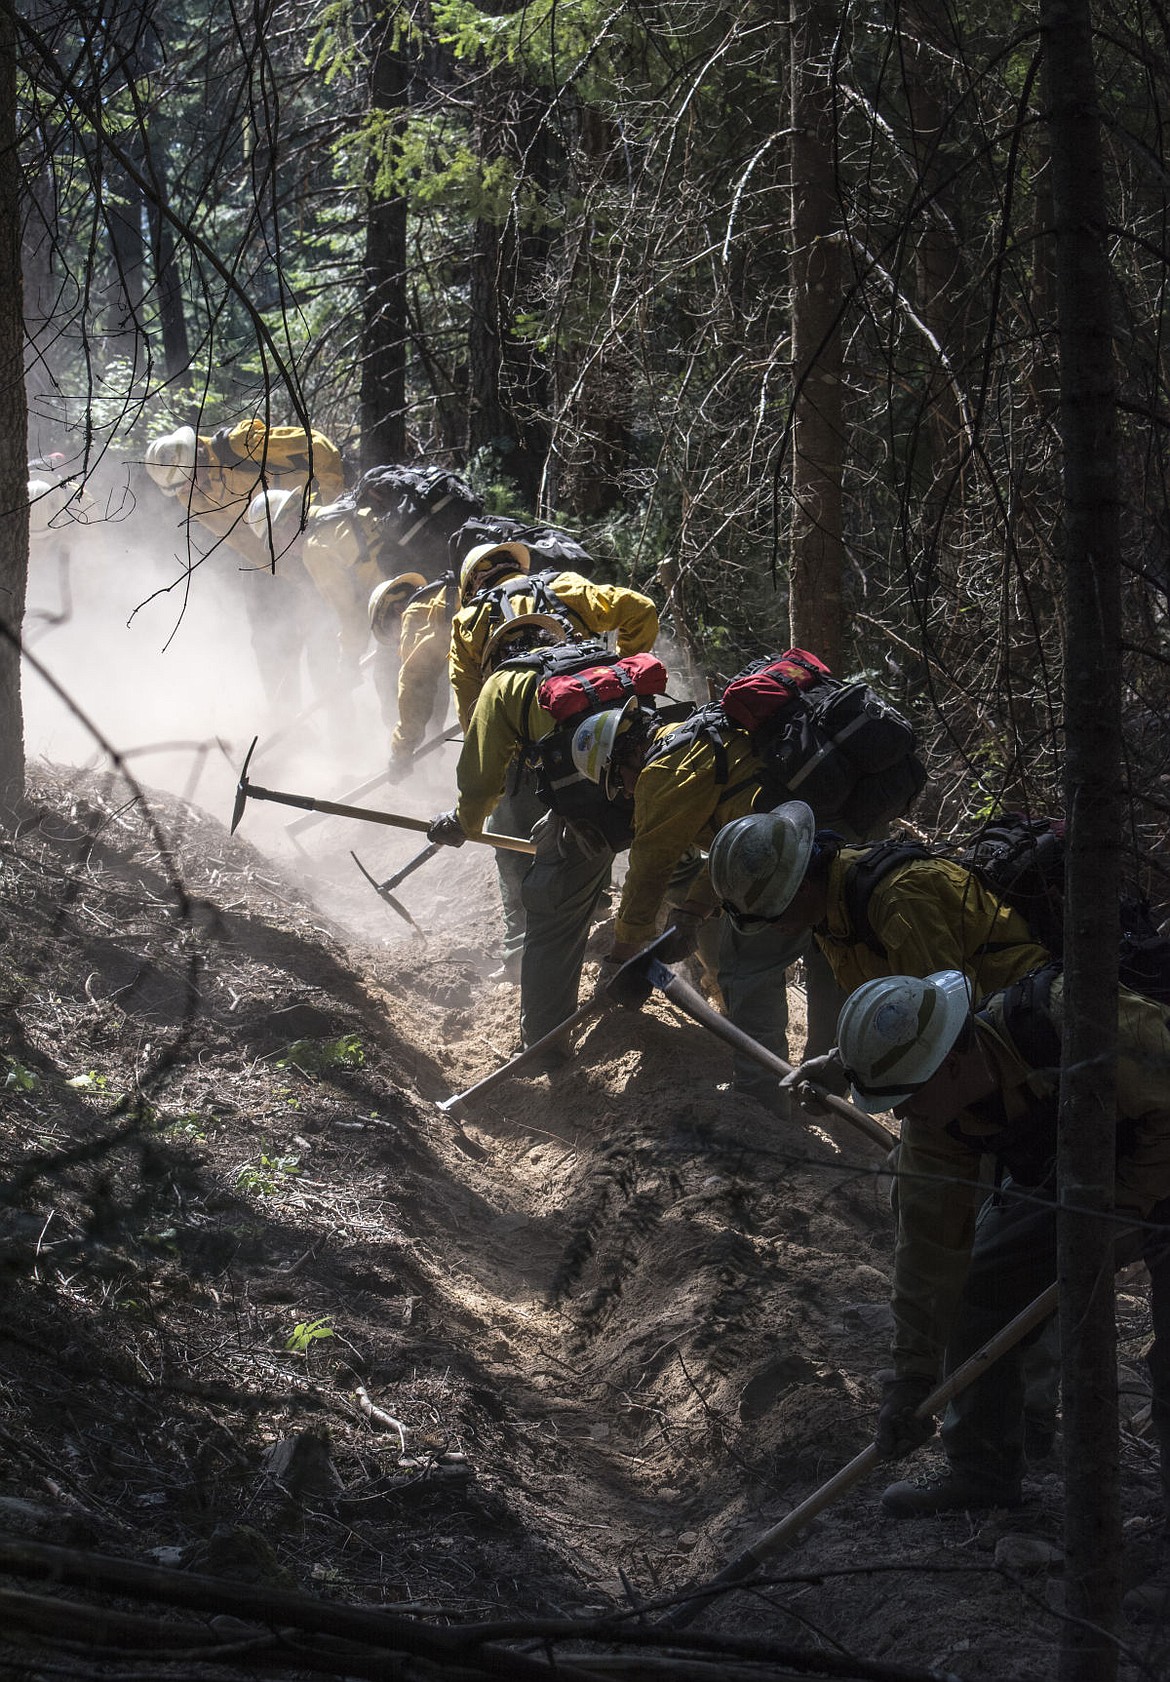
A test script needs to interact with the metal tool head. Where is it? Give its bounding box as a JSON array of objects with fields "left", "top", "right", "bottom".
[
  {"left": 350, "top": 851, "right": 425, "bottom": 939},
  {"left": 603, "top": 928, "right": 678, "bottom": 1008},
  {"left": 230, "top": 737, "right": 259, "bottom": 834}
]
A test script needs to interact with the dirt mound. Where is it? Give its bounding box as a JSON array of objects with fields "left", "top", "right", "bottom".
[{"left": 1, "top": 764, "right": 1167, "bottom": 1679}]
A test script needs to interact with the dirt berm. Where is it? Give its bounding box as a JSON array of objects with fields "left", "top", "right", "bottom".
[{"left": 0, "top": 764, "right": 1166, "bottom": 1680}]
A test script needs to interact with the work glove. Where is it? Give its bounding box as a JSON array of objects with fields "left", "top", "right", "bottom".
[
  {"left": 599, "top": 953, "right": 652, "bottom": 1011},
  {"left": 427, "top": 810, "right": 466, "bottom": 848},
  {"left": 779, "top": 1048, "right": 848, "bottom": 1116},
  {"left": 875, "top": 1375, "right": 937, "bottom": 1460},
  {"left": 658, "top": 909, "right": 705, "bottom": 963}
]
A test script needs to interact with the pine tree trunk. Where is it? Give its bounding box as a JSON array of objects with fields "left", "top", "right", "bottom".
[
  {"left": 1042, "top": 2, "right": 1124, "bottom": 1673},
  {"left": 0, "top": 1, "right": 29, "bottom": 814},
  {"left": 360, "top": 10, "right": 408, "bottom": 471},
  {"left": 788, "top": 0, "right": 845, "bottom": 671}
]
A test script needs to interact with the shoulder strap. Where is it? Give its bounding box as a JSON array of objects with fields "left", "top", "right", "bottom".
[
  {"left": 644, "top": 701, "right": 731, "bottom": 785},
  {"left": 841, "top": 841, "right": 934, "bottom": 957},
  {"left": 995, "top": 963, "right": 1063, "bottom": 1076}
]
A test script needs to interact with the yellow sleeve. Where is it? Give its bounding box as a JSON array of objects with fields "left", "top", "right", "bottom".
[
  {"left": 449, "top": 603, "right": 492, "bottom": 732},
  {"left": 392, "top": 597, "right": 449, "bottom": 758},
  {"left": 1113, "top": 989, "right": 1170, "bottom": 1214},
  {"left": 547, "top": 574, "right": 660, "bottom": 655},
  {"left": 453, "top": 671, "right": 550, "bottom": 835},
  {"left": 615, "top": 739, "right": 725, "bottom": 946}
]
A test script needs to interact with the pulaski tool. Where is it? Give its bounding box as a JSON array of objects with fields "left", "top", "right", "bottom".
[
  {"left": 607, "top": 938, "right": 898, "bottom": 1153},
  {"left": 285, "top": 722, "right": 463, "bottom": 840},
  {"left": 230, "top": 738, "right": 536, "bottom": 854},
  {"left": 436, "top": 931, "right": 680, "bottom": 1113},
  {"left": 349, "top": 846, "right": 441, "bottom": 937}
]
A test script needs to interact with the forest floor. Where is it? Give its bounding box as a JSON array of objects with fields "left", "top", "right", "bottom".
[{"left": 2, "top": 760, "right": 1169, "bottom": 1682}]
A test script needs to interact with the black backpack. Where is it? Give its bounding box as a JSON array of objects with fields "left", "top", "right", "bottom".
[
  {"left": 348, "top": 465, "right": 484, "bottom": 572},
  {"left": 644, "top": 672, "right": 925, "bottom": 836},
  {"left": 450, "top": 514, "right": 593, "bottom": 575},
  {"left": 841, "top": 813, "right": 1170, "bottom": 1005},
  {"left": 470, "top": 570, "right": 592, "bottom": 658}
]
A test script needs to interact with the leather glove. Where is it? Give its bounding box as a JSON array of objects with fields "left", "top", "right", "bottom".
[
  {"left": 599, "top": 953, "right": 652, "bottom": 1011},
  {"left": 427, "top": 809, "right": 466, "bottom": 847},
  {"left": 658, "top": 909, "right": 704, "bottom": 963},
  {"left": 875, "top": 1375, "right": 937, "bottom": 1460},
  {"left": 780, "top": 1048, "right": 848, "bottom": 1116}
]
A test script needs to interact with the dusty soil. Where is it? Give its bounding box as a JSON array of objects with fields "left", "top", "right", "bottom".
[{"left": 1, "top": 761, "right": 1168, "bottom": 1681}]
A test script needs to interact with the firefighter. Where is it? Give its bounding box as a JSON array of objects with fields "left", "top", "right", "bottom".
[
  {"left": 145, "top": 423, "right": 344, "bottom": 722},
  {"left": 834, "top": 966, "right": 1170, "bottom": 1556},
  {"left": 367, "top": 572, "right": 458, "bottom": 776},
  {"left": 571, "top": 703, "right": 839, "bottom": 1111},
  {"left": 427, "top": 635, "right": 664, "bottom": 1044},
  {"left": 447, "top": 542, "right": 660, "bottom": 981}
]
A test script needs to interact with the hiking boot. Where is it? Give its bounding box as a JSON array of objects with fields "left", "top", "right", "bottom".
[
  {"left": 881, "top": 1470, "right": 1022, "bottom": 1518},
  {"left": 488, "top": 954, "right": 522, "bottom": 984}
]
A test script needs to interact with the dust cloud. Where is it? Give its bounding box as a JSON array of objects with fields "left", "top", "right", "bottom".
[{"left": 20, "top": 480, "right": 464, "bottom": 918}]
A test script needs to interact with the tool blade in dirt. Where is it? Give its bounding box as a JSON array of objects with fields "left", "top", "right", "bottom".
[
  {"left": 613, "top": 936, "right": 896, "bottom": 1152},
  {"left": 349, "top": 853, "right": 425, "bottom": 938},
  {"left": 439, "top": 932, "right": 680, "bottom": 1113},
  {"left": 657, "top": 1279, "right": 1059, "bottom": 1631}
]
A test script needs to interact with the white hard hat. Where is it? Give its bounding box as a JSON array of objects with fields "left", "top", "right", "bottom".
[
  {"left": 368, "top": 572, "right": 427, "bottom": 643},
  {"left": 708, "top": 803, "right": 817, "bottom": 929},
  {"left": 144, "top": 426, "right": 198, "bottom": 492},
  {"left": 571, "top": 698, "right": 640, "bottom": 798},
  {"left": 458, "top": 540, "right": 530, "bottom": 605},
  {"left": 245, "top": 487, "right": 306, "bottom": 540},
  {"left": 836, "top": 969, "right": 973, "bottom": 1114}
]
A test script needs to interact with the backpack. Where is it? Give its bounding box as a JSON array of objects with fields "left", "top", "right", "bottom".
[
  {"left": 841, "top": 812, "right": 1170, "bottom": 1005},
  {"left": 498, "top": 640, "right": 665, "bottom": 849},
  {"left": 450, "top": 514, "right": 593, "bottom": 575},
  {"left": 203, "top": 420, "right": 345, "bottom": 499},
  {"left": 346, "top": 464, "right": 484, "bottom": 573},
  {"left": 646, "top": 650, "right": 925, "bottom": 834}
]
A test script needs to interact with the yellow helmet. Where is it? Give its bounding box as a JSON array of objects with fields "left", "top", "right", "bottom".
[
  {"left": 458, "top": 540, "right": 530, "bottom": 606},
  {"left": 368, "top": 572, "right": 428, "bottom": 643},
  {"left": 479, "top": 613, "right": 568, "bottom": 676}
]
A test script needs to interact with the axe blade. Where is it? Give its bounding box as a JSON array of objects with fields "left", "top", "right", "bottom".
[{"left": 230, "top": 736, "right": 259, "bottom": 834}]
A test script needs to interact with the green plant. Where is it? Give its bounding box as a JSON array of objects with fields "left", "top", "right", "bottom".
[
  {"left": 285, "top": 1316, "right": 334, "bottom": 1355},
  {"left": 66, "top": 1070, "right": 108, "bottom": 1091},
  {"left": 276, "top": 1035, "right": 364, "bottom": 1074},
  {"left": 164, "top": 1114, "right": 209, "bottom": 1143},
  {"left": 235, "top": 1151, "right": 301, "bottom": 1197},
  {"left": 4, "top": 1057, "right": 40, "bottom": 1093}
]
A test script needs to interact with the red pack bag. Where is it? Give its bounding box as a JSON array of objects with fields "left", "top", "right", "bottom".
[
  {"left": 537, "top": 651, "right": 668, "bottom": 721},
  {"left": 720, "top": 648, "right": 831, "bottom": 732}
]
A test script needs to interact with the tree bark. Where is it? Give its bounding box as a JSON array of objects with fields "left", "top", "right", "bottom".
[
  {"left": 788, "top": 0, "right": 845, "bottom": 671},
  {"left": 0, "top": 0, "right": 29, "bottom": 813},
  {"left": 1041, "top": 2, "right": 1124, "bottom": 1674},
  {"left": 360, "top": 6, "right": 408, "bottom": 471}
]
